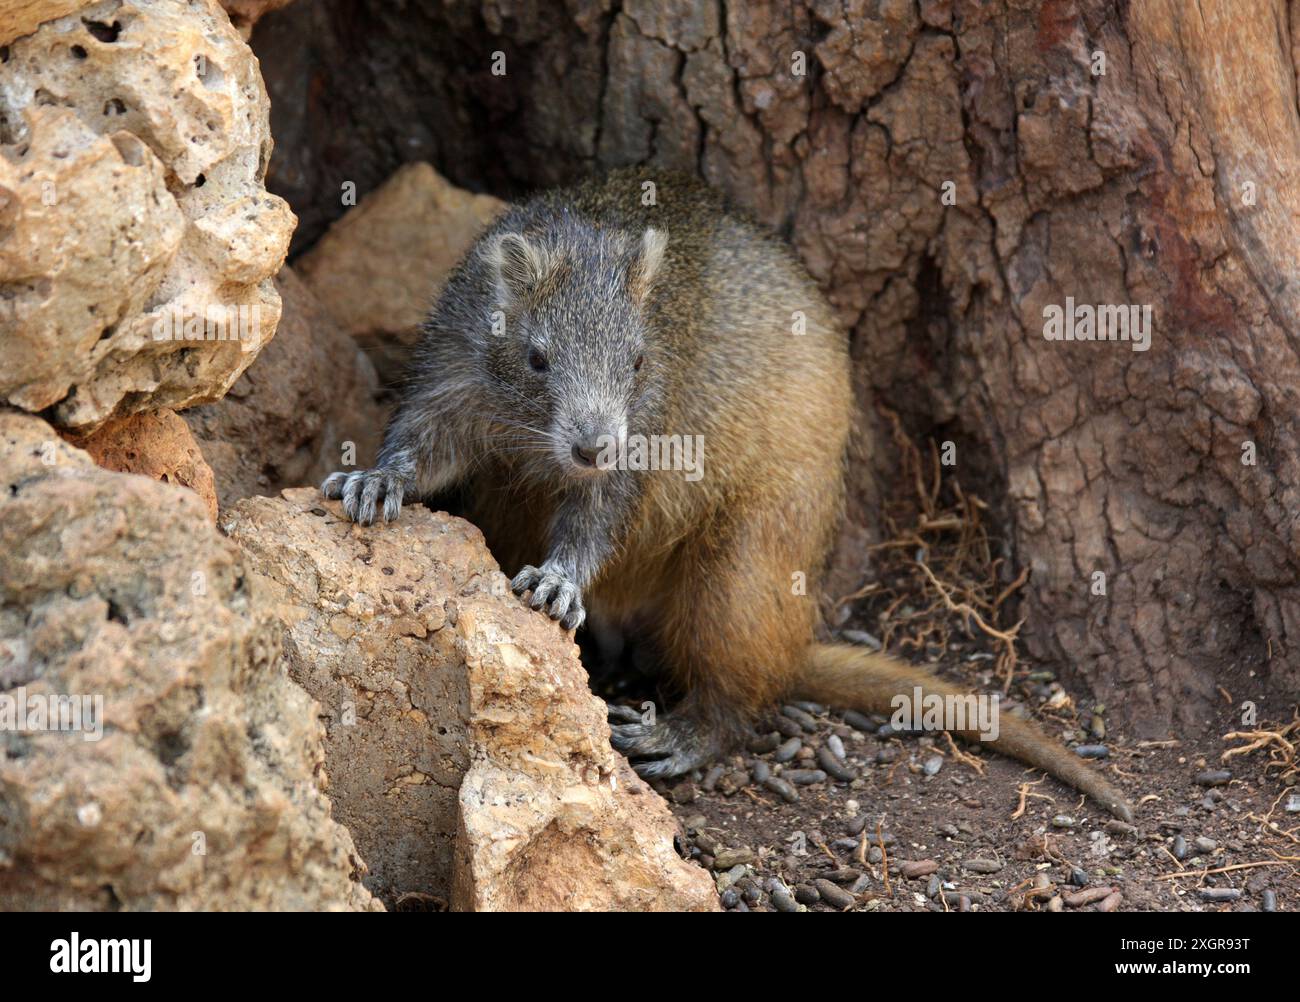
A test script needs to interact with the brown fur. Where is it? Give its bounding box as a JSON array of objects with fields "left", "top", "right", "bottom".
[{"left": 325, "top": 169, "right": 1134, "bottom": 822}]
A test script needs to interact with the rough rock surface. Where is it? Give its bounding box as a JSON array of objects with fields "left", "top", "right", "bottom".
[
  {"left": 183, "top": 266, "right": 386, "bottom": 512},
  {"left": 0, "top": 0, "right": 294, "bottom": 432},
  {"left": 0, "top": 412, "right": 376, "bottom": 911},
  {"left": 223, "top": 487, "right": 477, "bottom": 905},
  {"left": 296, "top": 161, "right": 503, "bottom": 382},
  {"left": 224, "top": 487, "right": 718, "bottom": 912},
  {"left": 452, "top": 601, "right": 721, "bottom": 912},
  {"left": 69, "top": 408, "right": 219, "bottom": 523},
  {"left": 0, "top": 1, "right": 90, "bottom": 45}
]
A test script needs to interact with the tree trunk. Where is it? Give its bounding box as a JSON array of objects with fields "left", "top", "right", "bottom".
[{"left": 253, "top": 0, "right": 1300, "bottom": 736}]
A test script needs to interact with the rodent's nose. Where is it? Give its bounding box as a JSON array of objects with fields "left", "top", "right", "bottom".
[
  {"left": 571, "top": 438, "right": 602, "bottom": 468},
  {"left": 572, "top": 428, "right": 616, "bottom": 470}
]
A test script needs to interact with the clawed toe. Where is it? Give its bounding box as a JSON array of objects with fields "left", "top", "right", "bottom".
[
  {"left": 609, "top": 721, "right": 656, "bottom": 753},
  {"left": 609, "top": 715, "right": 718, "bottom": 778},
  {"left": 320, "top": 468, "right": 406, "bottom": 525},
  {"left": 512, "top": 564, "right": 585, "bottom": 631},
  {"left": 320, "top": 471, "right": 348, "bottom": 499},
  {"left": 607, "top": 703, "right": 643, "bottom": 725},
  {"left": 632, "top": 752, "right": 706, "bottom": 779},
  {"left": 510, "top": 566, "right": 542, "bottom": 594}
]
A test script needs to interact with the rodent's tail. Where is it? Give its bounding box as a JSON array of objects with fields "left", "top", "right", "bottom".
[{"left": 795, "top": 644, "right": 1134, "bottom": 822}]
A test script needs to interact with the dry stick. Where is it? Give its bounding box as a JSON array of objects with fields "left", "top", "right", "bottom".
[
  {"left": 1263, "top": 787, "right": 1295, "bottom": 824},
  {"left": 1156, "top": 855, "right": 1300, "bottom": 882},
  {"left": 867, "top": 538, "right": 927, "bottom": 553},
  {"left": 1011, "top": 784, "right": 1029, "bottom": 820},
  {"left": 1011, "top": 777, "right": 1054, "bottom": 820},
  {"left": 832, "top": 579, "right": 881, "bottom": 614},
  {"left": 876, "top": 819, "right": 892, "bottom": 898},
  {"left": 919, "top": 517, "right": 964, "bottom": 531},
  {"left": 943, "top": 730, "right": 986, "bottom": 775},
  {"left": 992, "top": 565, "right": 1031, "bottom": 612}
]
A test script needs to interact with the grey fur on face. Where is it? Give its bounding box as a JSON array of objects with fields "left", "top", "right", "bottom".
[
  {"left": 480, "top": 222, "right": 665, "bottom": 480},
  {"left": 322, "top": 200, "right": 668, "bottom": 527}
]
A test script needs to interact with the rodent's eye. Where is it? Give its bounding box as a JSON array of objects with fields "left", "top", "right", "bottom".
[
  {"left": 633, "top": 354, "right": 645, "bottom": 372},
  {"left": 528, "top": 347, "right": 549, "bottom": 373}
]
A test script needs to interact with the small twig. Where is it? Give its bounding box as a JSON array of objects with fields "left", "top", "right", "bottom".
[
  {"left": 832, "top": 579, "right": 882, "bottom": 613},
  {"left": 876, "top": 819, "right": 892, "bottom": 898},
  {"left": 992, "top": 565, "right": 1030, "bottom": 612},
  {"left": 1011, "top": 777, "right": 1053, "bottom": 820},
  {"left": 1156, "top": 855, "right": 1300, "bottom": 882},
  {"left": 943, "top": 731, "right": 986, "bottom": 775}
]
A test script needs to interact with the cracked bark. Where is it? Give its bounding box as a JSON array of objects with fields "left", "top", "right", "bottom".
[{"left": 253, "top": 0, "right": 1300, "bottom": 737}]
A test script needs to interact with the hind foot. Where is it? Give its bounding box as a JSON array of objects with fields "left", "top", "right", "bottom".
[{"left": 608, "top": 706, "right": 722, "bottom": 779}]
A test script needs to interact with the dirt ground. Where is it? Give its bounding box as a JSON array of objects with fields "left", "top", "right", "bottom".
[{"left": 604, "top": 637, "right": 1299, "bottom": 913}]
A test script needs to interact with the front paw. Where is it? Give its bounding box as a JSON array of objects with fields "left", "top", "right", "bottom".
[
  {"left": 511, "top": 563, "right": 586, "bottom": 630},
  {"left": 320, "top": 468, "right": 407, "bottom": 525}
]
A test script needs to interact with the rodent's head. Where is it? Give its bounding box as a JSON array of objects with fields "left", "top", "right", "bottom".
[{"left": 481, "top": 220, "right": 668, "bottom": 480}]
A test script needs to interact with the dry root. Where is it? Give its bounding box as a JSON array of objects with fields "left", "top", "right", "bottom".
[
  {"left": 836, "top": 408, "right": 1028, "bottom": 689},
  {"left": 1222, "top": 710, "right": 1299, "bottom": 786}
]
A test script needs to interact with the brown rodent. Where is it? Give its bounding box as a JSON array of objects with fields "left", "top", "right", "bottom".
[{"left": 321, "top": 169, "right": 1133, "bottom": 822}]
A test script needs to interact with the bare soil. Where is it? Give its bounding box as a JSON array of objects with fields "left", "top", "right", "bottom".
[{"left": 603, "top": 640, "right": 1298, "bottom": 913}]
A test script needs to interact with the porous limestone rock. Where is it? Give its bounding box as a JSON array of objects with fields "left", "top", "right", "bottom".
[
  {"left": 223, "top": 487, "right": 479, "bottom": 906},
  {"left": 0, "top": 412, "right": 377, "bottom": 910},
  {"left": 296, "top": 161, "right": 503, "bottom": 382},
  {"left": 452, "top": 600, "right": 722, "bottom": 912},
  {"left": 183, "top": 266, "right": 387, "bottom": 512},
  {"left": 225, "top": 487, "right": 719, "bottom": 912},
  {"left": 0, "top": 0, "right": 294, "bottom": 432},
  {"left": 70, "top": 408, "right": 219, "bottom": 522},
  {"left": 0, "top": 2, "right": 92, "bottom": 45}
]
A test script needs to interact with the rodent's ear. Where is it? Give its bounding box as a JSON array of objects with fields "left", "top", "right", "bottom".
[
  {"left": 486, "top": 232, "right": 559, "bottom": 307},
  {"left": 627, "top": 227, "right": 668, "bottom": 306}
]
